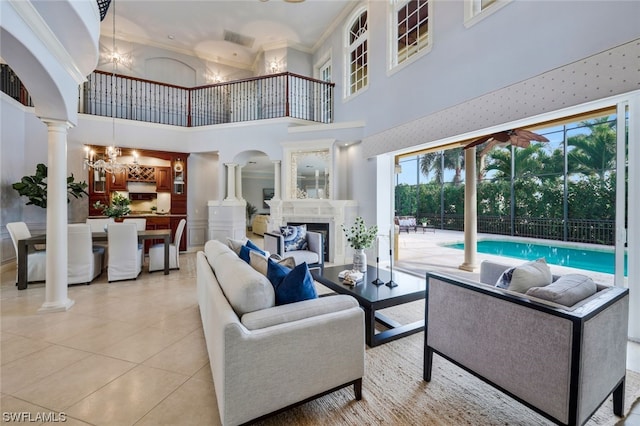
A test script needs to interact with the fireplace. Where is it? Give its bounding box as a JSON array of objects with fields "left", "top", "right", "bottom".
[
  {"left": 267, "top": 199, "right": 358, "bottom": 264},
  {"left": 288, "top": 222, "right": 329, "bottom": 262}
]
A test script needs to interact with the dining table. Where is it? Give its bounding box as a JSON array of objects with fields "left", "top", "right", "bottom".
[{"left": 16, "top": 229, "right": 172, "bottom": 290}]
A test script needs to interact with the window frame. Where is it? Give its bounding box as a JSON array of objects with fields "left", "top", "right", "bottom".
[
  {"left": 344, "top": 6, "right": 369, "bottom": 100},
  {"left": 464, "top": 0, "right": 512, "bottom": 28},
  {"left": 388, "top": 0, "right": 433, "bottom": 73}
]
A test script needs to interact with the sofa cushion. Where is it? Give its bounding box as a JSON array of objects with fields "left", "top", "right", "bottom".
[
  {"left": 204, "top": 240, "right": 275, "bottom": 316},
  {"left": 240, "top": 295, "right": 359, "bottom": 330},
  {"left": 267, "top": 259, "right": 317, "bottom": 305},
  {"left": 496, "top": 258, "right": 552, "bottom": 293},
  {"left": 526, "top": 274, "right": 597, "bottom": 307},
  {"left": 282, "top": 250, "right": 319, "bottom": 266},
  {"left": 280, "top": 225, "right": 308, "bottom": 251},
  {"left": 249, "top": 250, "right": 295, "bottom": 276}
]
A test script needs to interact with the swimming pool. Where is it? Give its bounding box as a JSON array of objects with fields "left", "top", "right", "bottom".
[{"left": 443, "top": 240, "right": 627, "bottom": 275}]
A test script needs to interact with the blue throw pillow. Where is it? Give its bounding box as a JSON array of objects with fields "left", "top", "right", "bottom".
[
  {"left": 266, "top": 259, "right": 317, "bottom": 305},
  {"left": 245, "top": 239, "right": 265, "bottom": 254},
  {"left": 280, "top": 225, "right": 308, "bottom": 251},
  {"left": 239, "top": 241, "right": 266, "bottom": 263}
]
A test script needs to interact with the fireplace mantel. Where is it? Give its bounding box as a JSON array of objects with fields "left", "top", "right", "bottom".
[{"left": 267, "top": 199, "right": 358, "bottom": 264}]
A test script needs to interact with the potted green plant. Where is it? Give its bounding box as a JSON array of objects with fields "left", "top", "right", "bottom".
[
  {"left": 342, "top": 216, "right": 378, "bottom": 272},
  {"left": 12, "top": 163, "right": 88, "bottom": 208},
  {"left": 93, "top": 192, "right": 131, "bottom": 218},
  {"left": 246, "top": 202, "right": 258, "bottom": 229}
]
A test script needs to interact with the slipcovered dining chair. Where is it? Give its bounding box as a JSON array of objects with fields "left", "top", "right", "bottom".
[
  {"left": 86, "top": 217, "right": 115, "bottom": 232},
  {"left": 107, "top": 223, "right": 143, "bottom": 282},
  {"left": 86, "top": 217, "right": 113, "bottom": 267},
  {"left": 148, "top": 218, "right": 186, "bottom": 272},
  {"left": 7, "top": 222, "right": 46, "bottom": 284},
  {"left": 123, "top": 218, "right": 146, "bottom": 231},
  {"left": 68, "top": 224, "right": 104, "bottom": 285}
]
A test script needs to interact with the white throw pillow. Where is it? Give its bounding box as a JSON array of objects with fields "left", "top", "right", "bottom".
[
  {"left": 526, "top": 274, "right": 597, "bottom": 307},
  {"left": 506, "top": 258, "right": 553, "bottom": 294},
  {"left": 226, "top": 237, "right": 248, "bottom": 255},
  {"left": 249, "top": 250, "right": 295, "bottom": 276}
]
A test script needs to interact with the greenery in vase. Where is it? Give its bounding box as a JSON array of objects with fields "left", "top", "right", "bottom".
[
  {"left": 93, "top": 192, "right": 131, "bottom": 218},
  {"left": 342, "top": 216, "right": 378, "bottom": 250},
  {"left": 12, "top": 163, "right": 88, "bottom": 208},
  {"left": 246, "top": 202, "right": 258, "bottom": 220}
]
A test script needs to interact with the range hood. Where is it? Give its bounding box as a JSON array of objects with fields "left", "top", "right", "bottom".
[{"left": 128, "top": 182, "right": 157, "bottom": 193}]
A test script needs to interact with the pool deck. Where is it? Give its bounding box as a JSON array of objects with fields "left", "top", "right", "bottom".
[{"left": 394, "top": 229, "right": 617, "bottom": 286}]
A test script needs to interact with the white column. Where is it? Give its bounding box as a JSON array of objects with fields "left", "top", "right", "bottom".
[
  {"left": 273, "top": 160, "right": 281, "bottom": 200},
  {"left": 39, "top": 120, "right": 74, "bottom": 313},
  {"left": 627, "top": 93, "right": 640, "bottom": 341},
  {"left": 224, "top": 163, "right": 237, "bottom": 201},
  {"left": 459, "top": 147, "right": 478, "bottom": 272},
  {"left": 235, "top": 164, "right": 244, "bottom": 201}
]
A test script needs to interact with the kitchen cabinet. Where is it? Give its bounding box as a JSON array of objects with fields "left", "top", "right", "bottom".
[
  {"left": 88, "top": 195, "right": 109, "bottom": 216},
  {"left": 155, "top": 167, "right": 171, "bottom": 192},
  {"left": 108, "top": 170, "right": 127, "bottom": 191}
]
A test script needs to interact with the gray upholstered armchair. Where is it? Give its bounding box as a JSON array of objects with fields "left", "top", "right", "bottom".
[
  {"left": 424, "top": 261, "right": 629, "bottom": 426},
  {"left": 264, "top": 229, "right": 324, "bottom": 272}
]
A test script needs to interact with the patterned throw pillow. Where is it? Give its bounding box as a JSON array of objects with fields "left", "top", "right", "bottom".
[{"left": 280, "top": 225, "right": 308, "bottom": 252}]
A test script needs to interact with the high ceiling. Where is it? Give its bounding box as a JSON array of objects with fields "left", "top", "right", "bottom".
[{"left": 102, "top": 0, "right": 357, "bottom": 70}]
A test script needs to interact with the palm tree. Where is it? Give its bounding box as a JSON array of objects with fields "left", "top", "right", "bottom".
[
  {"left": 420, "top": 148, "right": 465, "bottom": 184},
  {"left": 483, "top": 144, "right": 546, "bottom": 180},
  {"left": 567, "top": 117, "right": 617, "bottom": 179}
]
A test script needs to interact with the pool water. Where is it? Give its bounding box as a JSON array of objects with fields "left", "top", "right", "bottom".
[{"left": 444, "top": 240, "right": 627, "bottom": 275}]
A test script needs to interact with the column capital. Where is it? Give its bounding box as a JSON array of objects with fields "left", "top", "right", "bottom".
[{"left": 40, "top": 118, "right": 73, "bottom": 129}]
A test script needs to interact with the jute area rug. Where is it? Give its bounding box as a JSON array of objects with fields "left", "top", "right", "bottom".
[{"left": 256, "top": 299, "right": 640, "bottom": 425}]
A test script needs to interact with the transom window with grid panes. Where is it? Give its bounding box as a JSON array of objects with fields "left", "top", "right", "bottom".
[
  {"left": 392, "top": 0, "right": 430, "bottom": 67},
  {"left": 346, "top": 9, "right": 368, "bottom": 97}
]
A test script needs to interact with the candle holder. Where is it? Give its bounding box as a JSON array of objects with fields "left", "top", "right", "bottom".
[
  {"left": 371, "top": 256, "right": 384, "bottom": 285},
  {"left": 386, "top": 237, "right": 397, "bottom": 288}
]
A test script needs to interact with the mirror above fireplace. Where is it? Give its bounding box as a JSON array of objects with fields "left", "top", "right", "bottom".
[{"left": 284, "top": 140, "right": 334, "bottom": 200}]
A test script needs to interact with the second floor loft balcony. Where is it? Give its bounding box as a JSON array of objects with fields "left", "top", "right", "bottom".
[{"left": 1, "top": 65, "right": 335, "bottom": 127}]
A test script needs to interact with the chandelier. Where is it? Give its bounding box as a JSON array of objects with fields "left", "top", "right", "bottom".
[
  {"left": 83, "top": 0, "right": 138, "bottom": 176},
  {"left": 83, "top": 145, "right": 139, "bottom": 175}
]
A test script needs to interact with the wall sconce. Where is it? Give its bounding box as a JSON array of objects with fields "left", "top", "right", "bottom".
[{"left": 268, "top": 58, "right": 284, "bottom": 74}]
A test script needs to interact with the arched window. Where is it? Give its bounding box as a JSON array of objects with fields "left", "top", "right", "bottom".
[{"left": 345, "top": 8, "right": 368, "bottom": 97}]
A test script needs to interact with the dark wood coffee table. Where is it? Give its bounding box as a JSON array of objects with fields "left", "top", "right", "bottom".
[{"left": 312, "top": 264, "right": 426, "bottom": 347}]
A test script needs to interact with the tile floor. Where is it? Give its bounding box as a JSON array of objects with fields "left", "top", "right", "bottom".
[{"left": 1, "top": 232, "right": 639, "bottom": 425}]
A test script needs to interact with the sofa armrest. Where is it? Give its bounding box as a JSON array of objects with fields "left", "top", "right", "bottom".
[
  {"left": 264, "top": 231, "right": 283, "bottom": 256},
  {"left": 221, "top": 302, "right": 364, "bottom": 425},
  {"left": 241, "top": 295, "right": 357, "bottom": 330}
]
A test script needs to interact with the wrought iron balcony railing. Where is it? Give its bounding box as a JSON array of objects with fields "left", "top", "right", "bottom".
[
  {"left": 80, "top": 70, "right": 334, "bottom": 127},
  {"left": 1, "top": 65, "right": 335, "bottom": 127}
]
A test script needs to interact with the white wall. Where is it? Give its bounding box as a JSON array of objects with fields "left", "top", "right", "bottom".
[
  {"left": 96, "top": 36, "right": 253, "bottom": 86},
  {"left": 242, "top": 175, "right": 273, "bottom": 215},
  {"left": 320, "top": 1, "right": 640, "bottom": 140}
]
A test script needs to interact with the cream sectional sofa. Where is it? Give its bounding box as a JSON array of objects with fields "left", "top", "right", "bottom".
[
  {"left": 424, "top": 260, "right": 629, "bottom": 426},
  {"left": 197, "top": 240, "right": 365, "bottom": 426}
]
